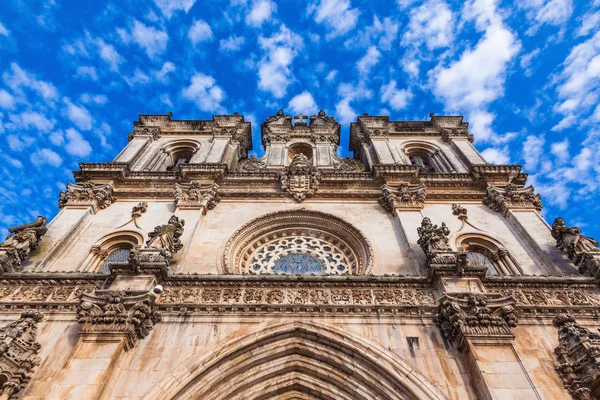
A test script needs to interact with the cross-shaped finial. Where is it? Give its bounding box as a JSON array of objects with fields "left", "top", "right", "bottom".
[{"left": 293, "top": 114, "right": 307, "bottom": 126}]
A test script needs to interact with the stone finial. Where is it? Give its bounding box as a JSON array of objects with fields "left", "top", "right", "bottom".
[
  {"left": 280, "top": 154, "right": 320, "bottom": 202},
  {"left": 0, "top": 216, "right": 48, "bottom": 273},
  {"left": 551, "top": 217, "right": 600, "bottom": 278},
  {"left": 552, "top": 314, "right": 600, "bottom": 399},
  {"left": 435, "top": 294, "right": 518, "bottom": 350},
  {"left": 173, "top": 182, "right": 220, "bottom": 213},
  {"left": 0, "top": 310, "right": 44, "bottom": 397},
  {"left": 58, "top": 182, "right": 116, "bottom": 210},
  {"left": 77, "top": 290, "right": 160, "bottom": 350},
  {"left": 482, "top": 183, "right": 542, "bottom": 217}
]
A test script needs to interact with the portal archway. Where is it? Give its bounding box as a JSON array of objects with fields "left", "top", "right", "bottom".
[{"left": 142, "top": 321, "right": 448, "bottom": 400}]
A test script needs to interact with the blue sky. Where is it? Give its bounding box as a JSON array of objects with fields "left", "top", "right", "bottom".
[{"left": 0, "top": 0, "right": 599, "bottom": 240}]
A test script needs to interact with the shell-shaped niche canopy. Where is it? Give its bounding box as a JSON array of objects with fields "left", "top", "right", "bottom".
[{"left": 222, "top": 210, "right": 374, "bottom": 276}]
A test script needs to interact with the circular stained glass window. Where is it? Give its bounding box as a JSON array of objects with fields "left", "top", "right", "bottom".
[{"left": 272, "top": 252, "right": 325, "bottom": 275}]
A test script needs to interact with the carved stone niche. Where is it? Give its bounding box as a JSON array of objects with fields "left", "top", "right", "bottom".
[
  {"left": 0, "top": 310, "right": 44, "bottom": 398},
  {"left": 279, "top": 154, "right": 321, "bottom": 202},
  {"left": 0, "top": 216, "right": 48, "bottom": 274},
  {"left": 552, "top": 217, "right": 600, "bottom": 279},
  {"left": 435, "top": 293, "right": 518, "bottom": 351},
  {"left": 58, "top": 182, "right": 116, "bottom": 211},
  {"left": 482, "top": 183, "right": 542, "bottom": 217},
  {"left": 173, "top": 182, "right": 220, "bottom": 213},
  {"left": 552, "top": 314, "right": 600, "bottom": 399},
  {"left": 109, "top": 216, "right": 185, "bottom": 279},
  {"left": 378, "top": 183, "right": 426, "bottom": 213},
  {"left": 77, "top": 290, "right": 160, "bottom": 351}
]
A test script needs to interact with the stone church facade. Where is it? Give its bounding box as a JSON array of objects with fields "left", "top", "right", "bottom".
[{"left": 0, "top": 111, "right": 599, "bottom": 399}]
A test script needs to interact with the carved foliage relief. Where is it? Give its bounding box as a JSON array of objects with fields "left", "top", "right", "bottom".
[
  {"left": 483, "top": 183, "right": 542, "bottom": 217},
  {"left": 58, "top": 182, "right": 116, "bottom": 210}
]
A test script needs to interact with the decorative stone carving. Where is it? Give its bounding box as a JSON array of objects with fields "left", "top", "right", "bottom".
[
  {"left": 378, "top": 183, "right": 426, "bottom": 212},
  {"left": 482, "top": 183, "right": 542, "bottom": 217},
  {"left": 173, "top": 182, "right": 220, "bottom": 212},
  {"left": 333, "top": 157, "right": 365, "bottom": 172},
  {"left": 417, "top": 217, "right": 454, "bottom": 266},
  {"left": 146, "top": 215, "right": 185, "bottom": 254},
  {"left": 237, "top": 156, "right": 266, "bottom": 172},
  {"left": 552, "top": 217, "right": 600, "bottom": 278},
  {"left": 0, "top": 216, "right": 48, "bottom": 273},
  {"left": 435, "top": 294, "right": 518, "bottom": 349},
  {"left": 0, "top": 310, "right": 44, "bottom": 397},
  {"left": 131, "top": 202, "right": 148, "bottom": 218},
  {"left": 58, "top": 182, "right": 116, "bottom": 210},
  {"left": 552, "top": 314, "right": 600, "bottom": 399},
  {"left": 77, "top": 290, "right": 160, "bottom": 350},
  {"left": 452, "top": 204, "right": 468, "bottom": 220},
  {"left": 280, "top": 154, "right": 321, "bottom": 202}
]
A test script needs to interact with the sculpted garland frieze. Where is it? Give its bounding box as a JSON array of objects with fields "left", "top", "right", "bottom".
[
  {"left": 58, "top": 182, "right": 116, "bottom": 210},
  {"left": 491, "top": 288, "right": 600, "bottom": 308}
]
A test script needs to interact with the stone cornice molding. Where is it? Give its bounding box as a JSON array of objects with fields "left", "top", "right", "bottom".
[{"left": 471, "top": 165, "right": 528, "bottom": 186}]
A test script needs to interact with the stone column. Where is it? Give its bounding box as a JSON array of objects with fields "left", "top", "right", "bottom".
[
  {"left": 48, "top": 290, "right": 161, "bottom": 399},
  {"left": 436, "top": 293, "right": 541, "bottom": 399}
]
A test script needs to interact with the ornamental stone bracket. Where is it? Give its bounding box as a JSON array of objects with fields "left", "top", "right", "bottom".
[
  {"left": 552, "top": 217, "right": 600, "bottom": 279},
  {"left": 110, "top": 215, "right": 185, "bottom": 279},
  {"left": 58, "top": 182, "right": 116, "bottom": 211},
  {"left": 552, "top": 314, "right": 600, "bottom": 399},
  {"left": 0, "top": 310, "right": 44, "bottom": 399},
  {"left": 279, "top": 154, "right": 321, "bottom": 202},
  {"left": 482, "top": 183, "right": 542, "bottom": 217},
  {"left": 77, "top": 290, "right": 161, "bottom": 351},
  {"left": 173, "top": 182, "right": 221, "bottom": 213},
  {"left": 0, "top": 216, "right": 48, "bottom": 274},
  {"left": 378, "top": 183, "right": 426, "bottom": 213},
  {"left": 435, "top": 293, "right": 518, "bottom": 350}
]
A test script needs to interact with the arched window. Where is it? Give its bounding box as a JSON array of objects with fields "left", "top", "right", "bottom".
[
  {"left": 99, "top": 247, "right": 132, "bottom": 273},
  {"left": 457, "top": 234, "right": 522, "bottom": 276},
  {"left": 288, "top": 143, "right": 313, "bottom": 164},
  {"left": 142, "top": 140, "right": 201, "bottom": 171},
  {"left": 166, "top": 149, "right": 194, "bottom": 171},
  {"left": 223, "top": 210, "right": 373, "bottom": 275},
  {"left": 79, "top": 231, "right": 143, "bottom": 272},
  {"left": 402, "top": 142, "right": 456, "bottom": 173}
]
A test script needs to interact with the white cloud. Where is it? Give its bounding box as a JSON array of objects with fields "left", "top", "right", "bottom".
[
  {"left": 30, "top": 148, "right": 62, "bottom": 167},
  {"left": 522, "top": 135, "right": 545, "bottom": 170},
  {"left": 246, "top": 0, "right": 277, "bottom": 27},
  {"left": 182, "top": 73, "right": 226, "bottom": 113},
  {"left": 288, "top": 92, "right": 318, "bottom": 114},
  {"left": 307, "top": 0, "right": 359, "bottom": 39},
  {"left": 188, "top": 20, "right": 213, "bottom": 44},
  {"left": 577, "top": 11, "right": 600, "bottom": 37},
  {"left": 0, "top": 90, "right": 15, "bottom": 109},
  {"left": 0, "top": 21, "right": 9, "bottom": 36},
  {"left": 357, "top": 46, "right": 381, "bottom": 76},
  {"left": 551, "top": 139, "right": 570, "bottom": 163},
  {"left": 49, "top": 130, "right": 64, "bottom": 146},
  {"left": 219, "top": 35, "right": 245, "bottom": 52},
  {"left": 96, "top": 39, "right": 124, "bottom": 72},
  {"left": 519, "top": 0, "right": 573, "bottom": 34},
  {"left": 335, "top": 82, "right": 373, "bottom": 124},
  {"left": 344, "top": 16, "right": 398, "bottom": 51},
  {"left": 76, "top": 66, "right": 98, "bottom": 80},
  {"left": 550, "top": 31, "right": 600, "bottom": 131},
  {"left": 80, "top": 93, "right": 107, "bottom": 105},
  {"left": 430, "top": 0, "right": 520, "bottom": 142},
  {"left": 380, "top": 80, "right": 413, "bottom": 110},
  {"left": 154, "top": 0, "right": 196, "bottom": 18},
  {"left": 64, "top": 98, "right": 93, "bottom": 131},
  {"left": 2, "top": 63, "right": 59, "bottom": 103},
  {"left": 154, "top": 62, "right": 176, "bottom": 82},
  {"left": 8, "top": 111, "right": 55, "bottom": 132},
  {"left": 325, "top": 70, "right": 338, "bottom": 82},
  {"left": 401, "top": 0, "right": 454, "bottom": 50},
  {"left": 481, "top": 147, "right": 510, "bottom": 164},
  {"left": 124, "top": 20, "right": 169, "bottom": 59},
  {"left": 124, "top": 70, "right": 151, "bottom": 87},
  {"left": 257, "top": 25, "right": 303, "bottom": 98},
  {"left": 7, "top": 135, "right": 33, "bottom": 151},
  {"left": 65, "top": 128, "right": 92, "bottom": 157}
]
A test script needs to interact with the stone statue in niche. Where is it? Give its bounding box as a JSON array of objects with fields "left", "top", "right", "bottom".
[
  {"left": 146, "top": 215, "right": 185, "bottom": 254},
  {"left": 417, "top": 217, "right": 451, "bottom": 255}
]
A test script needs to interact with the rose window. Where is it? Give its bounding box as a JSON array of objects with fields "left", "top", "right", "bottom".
[{"left": 248, "top": 236, "right": 351, "bottom": 275}]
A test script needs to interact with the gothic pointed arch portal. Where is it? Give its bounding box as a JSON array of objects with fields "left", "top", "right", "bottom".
[{"left": 143, "top": 321, "right": 448, "bottom": 400}]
